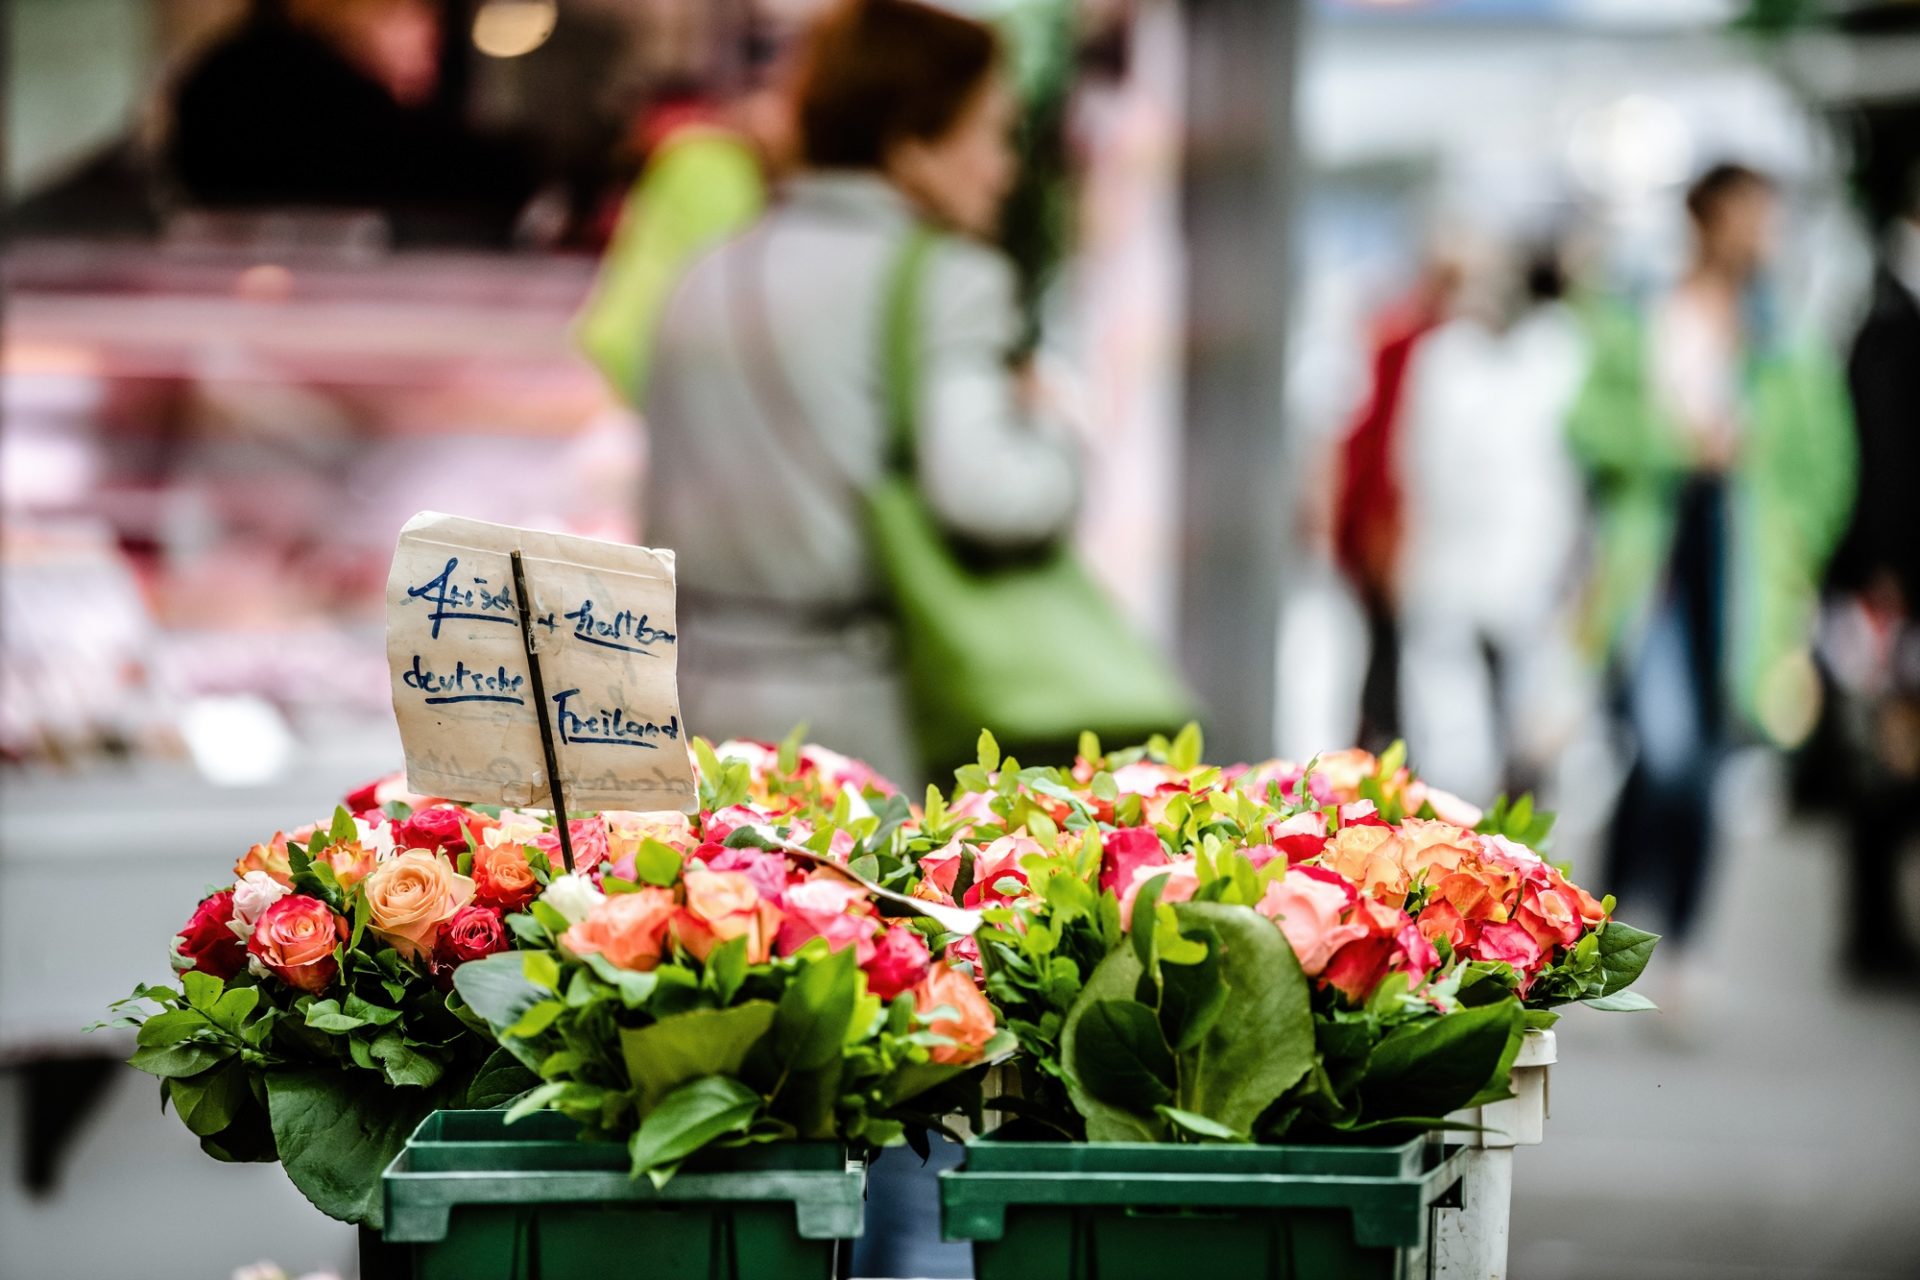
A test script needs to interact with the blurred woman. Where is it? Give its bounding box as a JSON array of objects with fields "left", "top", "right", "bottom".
[{"left": 643, "top": 0, "right": 1080, "bottom": 788}]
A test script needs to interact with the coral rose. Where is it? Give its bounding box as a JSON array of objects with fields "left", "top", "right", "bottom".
[
  {"left": 234, "top": 832, "right": 294, "bottom": 886},
  {"left": 864, "top": 925, "right": 932, "bottom": 1000},
  {"left": 472, "top": 843, "right": 539, "bottom": 912},
  {"left": 246, "top": 895, "right": 345, "bottom": 992},
  {"left": 362, "top": 850, "right": 476, "bottom": 960},
  {"left": 171, "top": 891, "right": 246, "bottom": 980},
  {"left": 1257, "top": 867, "right": 1366, "bottom": 976},
  {"left": 1318, "top": 824, "right": 1411, "bottom": 906},
  {"left": 1321, "top": 899, "right": 1428, "bottom": 1003},
  {"left": 671, "top": 870, "right": 782, "bottom": 963},
  {"left": 913, "top": 962, "right": 998, "bottom": 1064},
  {"left": 563, "top": 887, "right": 676, "bottom": 970}
]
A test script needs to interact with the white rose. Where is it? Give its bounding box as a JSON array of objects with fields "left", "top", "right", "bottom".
[
  {"left": 356, "top": 815, "right": 399, "bottom": 863},
  {"left": 540, "top": 873, "right": 606, "bottom": 926},
  {"left": 228, "top": 870, "right": 289, "bottom": 940}
]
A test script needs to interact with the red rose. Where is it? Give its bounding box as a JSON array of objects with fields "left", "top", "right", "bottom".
[
  {"left": 1099, "top": 827, "right": 1170, "bottom": 897},
  {"left": 247, "top": 895, "right": 345, "bottom": 993},
  {"left": 863, "top": 925, "right": 932, "bottom": 1001},
  {"left": 399, "top": 806, "right": 470, "bottom": 853},
  {"left": 431, "top": 905, "right": 510, "bottom": 984},
  {"left": 172, "top": 891, "right": 245, "bottom": 980},
  {"left": 343, "top": 777, "right": 385, "bottom": 813}
]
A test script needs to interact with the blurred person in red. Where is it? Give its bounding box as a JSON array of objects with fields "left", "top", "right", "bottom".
[
  {"left": 1333, "top": 252, "right": 1462, "bottom": 749},
  {"left": 168, "top": 0, "right": 540, "bottom": 244},
  {"left": 643, "top": 0, "right": 1079, "bottom": 791},
  {"left": 1823, "top": 165, "right": 1920, "bottom": 980},
  {"left": 1570, "top": 164, "right": 1855, "bottom": 987}
]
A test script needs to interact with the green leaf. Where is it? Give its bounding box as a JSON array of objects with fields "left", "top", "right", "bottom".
[
  {"left": 777, "top": 724, "right": 806, "bottom": 776},
  {"left": 130, "top": 1041, "right": 230, "bottom": 1080},
  {"left": 504, "top": 1081, "right": 568, "bottom": 1124},
  {"left": 208, "top": 986, "right": 261, "bottom": 1033},
  {"left": 1594, "top": 922, "right": 1659, "bottom": 995},
  {"left": 168, "top": 1062, "right": 249, "bottom": 1137},
  {"left": 977, "top": 729, "right": 1001, "bottom": 773},
  {"left": 703, "top": 936, "right": 749, "bottom": 1006},
  {"left": 620, "top": 1002, "right": 777, "bottom": 1110},
  {"left": 1358, "top": 999, "right": 1523, "bottom": 1124},
  {"left": 1583, "top": 990, "right": 1658, "bottom": 1012},
  {"left": 1167, "top": 722, "right": 1203, "bottom": 772},
  {"left": 370, "top": 1032, "right": 445, "bottom": 1089},
  {"left": 636, "top": 838, "right": 684, "bottom": 887},
  {"left": 452, "top": 953, "right": 544, "bottom": 1029},
  {"left": 770, "top": 944, "right": 858, "bottom": 1074},
  {"left": 1155, "top": 1105, "right": 1246, "bottom": 1142},
  {"left": 505, "top": 1000, "right": 564, "bottom": 1040},
  {"left": 628, "top": 1076, "right": 762, "bottom": 1185},
  {"left": 1165, "top": 902, "right": 1315, "bottom": 1134},
  {"left": 1071, "top": 999, "right": 1176, "bottom": 1114},
  {"left": 465, "top": 1049, "right": 541, "bottom": 1109},
  {"left": 523, "top": 951, "right": 562, "bottom": 993},
  {"left": 136, "top": 1008, "right": 211, "bottom": 1047},
  {"left": 181, "top": 970, "right": 224, "bottom": 1012},
  {"left": 267, "top": 1067, "right": 452, "bottom": 1228},
  {"left": 303, "top": 999, "right": 368, "bottom": 1034},
  {"left": 1156, "top": 925, "right": 1227, "bottom": 1053},
  {"left": 330, "top": 806, "right": 359, "bottom": 846}
]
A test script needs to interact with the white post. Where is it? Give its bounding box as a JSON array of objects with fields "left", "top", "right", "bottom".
[{"left": 1434, "top": 1028, "right": 1556, "bottom": 1279}]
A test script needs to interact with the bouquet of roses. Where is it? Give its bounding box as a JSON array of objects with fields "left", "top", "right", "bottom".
[
  {"left": 451, "top": 788, "right": 1006, "bottom": 1185},
  {"left": 98, "top": 734, "right": 942, "bottom": 1225},
  {"left": 909, "top": 728, "right": 1656, "bottom": 1145}
]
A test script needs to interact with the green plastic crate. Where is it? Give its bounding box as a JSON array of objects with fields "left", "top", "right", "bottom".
[
  {"left": 940, "top": 1135, "right": 1465, "bottom": 1280},
  {"left": 379, "top": 1110, "right": 864, "bottom": 1280}
]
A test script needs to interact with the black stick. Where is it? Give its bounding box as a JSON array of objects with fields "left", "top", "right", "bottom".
[{"left": 509, "top": 549, "right": 575, "bottom": 873}]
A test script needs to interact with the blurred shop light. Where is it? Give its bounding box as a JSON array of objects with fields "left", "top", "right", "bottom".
[
  {"left": 1567, "top": 94, "right": 1693, "bottom": 197},
  {"left": 472, "top": 0, "right": 557, "bottom": 59},
  {"left": 181, "top": 695, "right": 297, "bottom": 787}
]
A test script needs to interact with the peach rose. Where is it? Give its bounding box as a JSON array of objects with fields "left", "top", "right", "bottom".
[
  {"left": 235, "top": 831, "right": 295, "bottom": 886},
  {"left": 563, "top": 887, "right": 676, "bottom": 971},
  {"left": 670, "top": 870, "right": 781, "bottom": 964},
  {"left": 912, "top": 962, "right": 998, "bottom": 1064},
  {"left": 1257, "top": 867, "right": 1367, "bottom": 976},
  {"left": 246, "top": 894, "right": 345, "bottom": 992},
  {"left": 1394, "top": 819, "right": 1478, "bottom": 879},
  {"left": 1318, "top": 824, "right": 1411, "bottom": 906},
  {"left": 362, "top": 850, "right": 476, "bottom": 960},
  {"left": 319, "top": 839, "right": 376, "bottom": 890}
]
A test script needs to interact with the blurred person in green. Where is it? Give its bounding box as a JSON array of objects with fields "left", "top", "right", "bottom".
[
  {"left": 574, "top": 51, "right": 795, "bottom": 404},
  {"left": 641, "top": 0, "right": 1079, "bottom": 799},
  {"left": 1569, "top": 163, "right": 1854, "bottom": 977}
]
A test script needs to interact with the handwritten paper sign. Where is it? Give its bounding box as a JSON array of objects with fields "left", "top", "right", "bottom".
[{"left": 385, "top": 512, "right": 697, "bottom": 813}]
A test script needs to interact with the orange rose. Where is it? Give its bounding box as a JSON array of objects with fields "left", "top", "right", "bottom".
[
  {"left": 319, "top": 840, "right": 376, "bottom": 890},
  {"left": 670, "top": 870, "right": 781, "bottom": 964},
  {"left": 362, "top": 850, "right": 476, "bottom": 960},
  {"left": 1395, "top": 819, "right": 1477, "bottom": 879},
  {"left": 472, "top": 843, "right": 539, "bottom": 911},
  {"left": 562, "top": 887, "right": 676, "bottom": 971},
  {"left": 912, "top": 962, "right": 998, "bottom": 1065},
  {"left": 235, "top": 831, "right": 296, "bottom": 886},
  {"left": 246, "top": 894, "right": 345, "bottom": 992},
  {"left": 1318, "top": 824, "right": 1411, "bottom": 907}
]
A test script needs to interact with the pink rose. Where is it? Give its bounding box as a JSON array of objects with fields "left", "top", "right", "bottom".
[
  {"left": 1099, "top": 827, "right": 1170, "bottom": 897},
  {"left": 1118, "top": 861, "right": 1200, "bottom": 930},
  {"left": 701, "top": 805, "right": 779, "bottom": 843},
  {"left": 1515, "top": 880, "right": 1585, "bottom": 953},
  {"left": 172, "top": 891, "right": 245, "bottom": 980},
  {"left": 537, "top": 817, "right": 611, "bottom": 877},
  {"left": 246, "top": 895, "right": 345, "bottom": 993},
  {"left": 1257, "top": 868, "right": 1366, "bottom": 975},
  {"left": 1474, "top": 920, "right": 1546, "bottom": 975},
  {"left": 397, "top": 806, "right": 471, "bottom": 853},
  {"left": 917, "top": 840, "right": 964, "bottom": 903},
  {"left": 701, "top": 844, "right": 789, "bottom": 901},
  {"left": 863, "top": 925, "right": 932, "bottom": 1000},
  {"left": 776, "top": 877, "right": 879, "bottom": 960},
  {"left": 430, "top": 905, "right": 510, "bottom": 984},
  {"left": 963, "top": 836, "right": 1039, "bottom": 909}
]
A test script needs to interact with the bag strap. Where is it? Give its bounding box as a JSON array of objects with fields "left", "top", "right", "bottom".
[{"left": 880, "top": 225, "right": 942, "bottom": 476}]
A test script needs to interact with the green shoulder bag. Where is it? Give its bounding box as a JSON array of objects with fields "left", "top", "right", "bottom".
[{"left": 870, "top": 227, "right": 1196, "bottom": 770}]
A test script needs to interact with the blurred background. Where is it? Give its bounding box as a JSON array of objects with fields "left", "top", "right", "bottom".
[{"left": 4, "top": 0, "right": 1920, "bottom": 1276}]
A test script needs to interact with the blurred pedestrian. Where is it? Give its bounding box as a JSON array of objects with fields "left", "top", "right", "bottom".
[
  {"left": 1333, "top": 253, "right": 1462, "bottom": 749},
  {"left": 168, "top": 0, "right": 540, "bottom": 245},
  {"left": 1823, "top": 169, "right": 1920, "bottom": 979},
  {"left": 643, "top": 0, "right": 1080, "bottom": 795},
  {"left": 1397, "top": 246, "right": 1590, "bottom": 804},
  {"left": 1569, "top": 164, "right": 1855, "bottom": 974}
]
